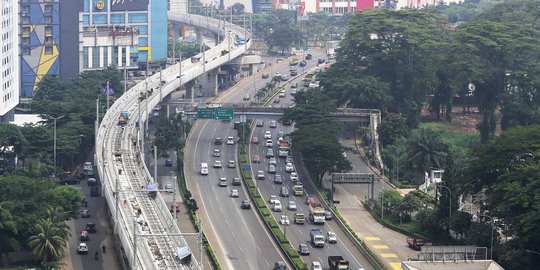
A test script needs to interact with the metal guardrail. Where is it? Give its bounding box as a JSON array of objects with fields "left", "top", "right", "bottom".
[{"left": 95, "top": 12, "right": 251, "bottom": 270}]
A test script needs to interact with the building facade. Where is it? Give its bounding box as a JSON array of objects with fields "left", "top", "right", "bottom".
[
  {"left": 1, "top": 0, "right": 20, "bottom": 121},
  {"left": 19, "top": 0, "right": 60, "bottom": 97},
  {"left": 79, "top": 0, "right": 167, "bottom": 72}
]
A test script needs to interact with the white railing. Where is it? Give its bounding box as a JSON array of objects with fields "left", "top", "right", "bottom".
[{"left": 96, "top": 11, "right": 251, "bottom": 270}]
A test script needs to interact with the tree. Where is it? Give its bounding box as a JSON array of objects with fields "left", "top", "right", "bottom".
[
  {"left": 406, "top": 128, "right": 448, "bottom": 183},
  {"left": 28, "top": 219, "right": 67, "bottom": 269},
  {"left": 378, "top": 113, "right": 408, "bottom": 147},
  {"left": 0, "top": 124, "right": 28, "bottom": 173}
]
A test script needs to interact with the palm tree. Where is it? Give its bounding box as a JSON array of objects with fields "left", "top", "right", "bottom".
[
  {"left": 28, "top": 219, "right": 67, "bottom": 269},
  {"left": 406, "top": 128, "right": 448, "bottom": 182}
]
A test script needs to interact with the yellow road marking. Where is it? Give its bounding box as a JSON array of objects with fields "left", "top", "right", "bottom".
[
  {"left": 389, "top": 262, "right": 402, "bottom": 270},
  {"left": 380, "top": 253, "right": 398, "bottom": 258},
  {"left": 364, "top": 236, "right": 381, "bottom": 241},
  {"left": 373, "top": 245, "right": 389, "bottom": 249}
]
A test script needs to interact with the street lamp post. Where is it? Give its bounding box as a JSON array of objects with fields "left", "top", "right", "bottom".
[
  {"left": 45, "top": 114, "right": 65, "bottom": 178},
  {"left": 438, "top": 184, "right": 452, "bottom": 219},
  {"left": 525, "top": 250, "right": 540, "bottom": 256},
  {"left": 479, "top": 214, "right": 495, "bottom": 260}
]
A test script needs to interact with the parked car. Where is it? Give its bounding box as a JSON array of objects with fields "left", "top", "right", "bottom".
[
  {"left": 60, "top": 177, "right": 80, "bottom": 185},
  {"left": 85, "top": 223, "right": 96, "bottom": 233},
  {"left": 90, "top": 186, "right": 99, "bottom": 197}
]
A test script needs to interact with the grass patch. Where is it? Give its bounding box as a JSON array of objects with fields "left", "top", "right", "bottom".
[{"left": 421, "top": 122, "right": 480, "bottom": 162}]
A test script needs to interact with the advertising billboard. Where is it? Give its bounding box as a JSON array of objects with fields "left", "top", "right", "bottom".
[
  {"left": 111, "top": 0, "right": 149, "bottom": 11},
  {"left": 356, "top": 0, "right": 374, "bottom": 10}
]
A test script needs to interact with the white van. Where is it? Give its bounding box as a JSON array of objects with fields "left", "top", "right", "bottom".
[{"left": 200, "top": 163, "right": 209, "bottom": 175}]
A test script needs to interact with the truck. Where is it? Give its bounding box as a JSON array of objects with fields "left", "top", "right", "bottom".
[
  {"left": 278, "top": 140, "right": 290, "bottom": 158},
  {"left": 118, "top": 111, "right": 129, "bottom": 127},
  {"left": 308, "top": 201, "right": 326, "bottom": 224},
  {"left": 406, "top": 237, "right": 425, "bottom": 251},
  {"left": 310, "top": 229, "right": 325, "bottom": 247},
  {"left": 292, "top": 185, "right": 304, "bottom": 196},
  {"left": 328, "top": 256, "right": 349, "bottom": 270},
  {"left": 294, "top": 213, "right": 305, "bottom": 224}
]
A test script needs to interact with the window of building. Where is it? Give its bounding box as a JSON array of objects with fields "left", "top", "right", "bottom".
[
  {"left": 83, "top": 15, "right": 89, "bottom": 25},
  {"left": 83, "top": 47, "right": 89, "bottom": 69},
  {"left": 22, "top": 16, "right": 30, "bottom": 24},
  {"left": 110, "top": 14, "right": 125, "bottom": 24},
  {"left": 138, "top": 37, "right": 147, "bottom": 46},
  {"left": 22, "top": 47, "right": 31, "bottom": 55},
  {"left": 45, "top": 26, "right": 53, "bottom": 36},
  {"left": 92, "top": 47, "right": 99, "bottom": 68},
  {"left": 93, "top": 14, "right": 107, "bottom": 25},
  {"left": 45, "top": 46, "right": 53, "bottom": 55},
  {"left": 45, "top": 36, "right": 53, "bottom": 45},
  {"left": 22, "top": 37, "right": 30, "bottom": 45},
  {"left": 128, "top": 13, "right": 147, "bottom": 23},
  {"left": 137, "top": 26, "right": 147, "bottom": 35},
  {"left": 45, "top": 15, "right": 53, "bottom": 24},
  {"left": 44, "top": 5, "right": 53, "bottom": 13},
  {"left": 22, "top": 26, "right": 31, "bottom": 36},
  {"left": 21, "top": 5, "right": 30, "bottom": 14}
]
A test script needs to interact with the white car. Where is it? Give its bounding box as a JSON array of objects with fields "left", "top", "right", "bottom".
[
  {"left": 273, "top": 201, "right": 283, "bottom": 212},
  {"left": 270, "top": 120, "right": 277, "bottom": 128},
  {"left": 230, "top": 189, "right": 239, "bottom": 197},
  {"left": 288, "top": 201, "right": 297, "bottom": 211},
  {"left": 327, "top": 231, "right": 338, "bottom": 243},
  {"left": 227, "top": 160, "right": 236, "bottom": 168},
  {"left": 279, "top": 215, "right": 290, "bottom": 225},
  {"left": 77, "top": 243, "right": 89, "bottom": 254},
  {"left": 213, "top": 160, "right": 222, "bottom": 168},
  {"left": 164, "top": 183, "right": 174, "bottom": 193},
  {"left": 290, "top": 172, "right": 299, "bottom": 182},
  {"left": 311, "top": 262, "right": 322, "bottom": 270},
  {"left": 268, "top": 195, "right": 279, "bottom": 204},
  {"left": 285, "top": 162, "right": 295, "bottom": 172},
  {"left": 264, "top": 130, "right": 272, "bottom": 139},
  {"left": 266, "top": 139, "right": 273, "bottom": 147},
  {"left": 278, "top": 90, "right": 286, "bottom": 98},
  {"left": 212, "top": 149, "right": 221, "bottom": 157},
  {"left": 218, "top": 177, "right": 228, "bottom": 187},
  {"left": 256, "top": 170, "right": 265, "bottom": 180},
  {"left": 269, "top": 157, "right": 277, "bottom": 166},
  {"left": 226, "top": 136, "right": 235, "bottom": 145}
]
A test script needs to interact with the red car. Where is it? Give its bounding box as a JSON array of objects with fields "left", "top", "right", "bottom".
[
  {"left": 305, "top": 196, "right": 315, "bottom": 205},
  {"left": 251, "top": 136, "right": 259, "bottom": 144},
  {"left": 252, "top": 155, "right": 261, "bottom": 163},
  {"left": 170, "top": 203, "right": 181, "bottom": 213}
]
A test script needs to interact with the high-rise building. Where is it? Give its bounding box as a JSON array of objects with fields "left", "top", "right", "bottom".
[
  {"left": 1, "top": 0, "right": 20, "bottom": 121},
  {"left": 19, "top": 0, "right": 61, "bottom": 97},
  {"left": 78, "top": 0, "right": 168, "bottom": 72}
]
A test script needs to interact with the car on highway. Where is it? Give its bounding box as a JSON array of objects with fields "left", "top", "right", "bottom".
[
  {"left": 256, "top": 120, "right": 264, "bottom": 127},
  {"left": 266, "top": 149, "right": 274, "bottom": 158},
  {"left": 288, "top": 201, "right": 297, "bottom": 211},
  {"left": 241, "top": 200, "right": 251, "bottom": 209},
  {"left": 281, "top": 74, "right": 289, "bottom": 81},
  {"left": 252, "top": 155, "right": 261, "bottom": 163},
  {"left": 274, "top": 72, "right": 282, "bottom": 78},
  {"left": 274, "top": 261, "right": 286, "bottom": 270},
  {"left": 268, "top": 164, "right": 277, "bottom": 174},
  {"left": 273, "top": 200, "right": 283, "bottom": 212},
  {"left": 218, "top": 177, "right": 228, "bottom": 187},
  {"left": 227, "top": 160, "right": 236, "bottom": 168},
  {"left": 90, "top": 186, "right": 99, "bottom": 197},
  {"left": 299, "top": 61, "right": 307, "bottom": 67},
  {"left": 285, "top": 162, "right": 295, "bottom": 172},
  {"left": 273, "top": 98, "right": 280, "bottom": 104},
  {"left": 214, "top": 137, "right": 222, "bottom": 145},
  {"left": 262, "top": 73, "right": 270, "bottom": 79},
  {"left": 290, "top": 172, "right": 299, "bottom": 182},
  {"left": 298, "top": 243, "right": 310, "bottom": 255},
  {"left": 232, "top": 177, "right": 241, "bottom": 186},
  {"left": 80, "top": 230, "right": 89, "bottom": 241},
  {"left": 279, "top": 90, "right": 286, "bottom": 98},
  {"left": 279, "top": 215, "right": 290, "bottom": 225},
  {"left": 270, "top": 120, "right": 277, "bottom": 128},
  {"left": 81, "top": 209, "right": 90, "bottom": 218},
  {"left": 264, "top": 130, "right": 272, "bottom": 139},
  {"left": 274, "top": 174, "right": 283, "bottom": 184},
  {"left": 269, "top": 157, "right": 277, "bottom": 165},
  {"left": 306, "top": 196, "right": 315, "bottom": 205},
  {"left": 291, "top": 89, "right": 297, "bottom": 95},
  {"left": 213, "top": 149, "right": 221, "bottom": 157},
  {"left": 77, "top": 243, "right": 89, "bottom": 255},
  {"left": 327, "top": 231, "right": 338, "bottom": 243},
  {"left": 230, "top": 189, "right": 239, "bottom": 197},
  {"left": 213, "top": 160, "right": 222, "bottom": 168},
  {"left": 60, "top": 177, "right": 80, "bottom": 185},
  {"left": 165, "top": 159, "right": 173, "bottom": 167},
  {"left": 280, "top": 186, "right": 290, "bottom": 197},
  {"left": 251, "top": 136, "right": 259, "bottom": 144},
  {"left": 226, "top": 136, "right": 235, "bottom": 145},
  {"left": 311, "top": 261, "right": 322, "bottom": 270},
  {"left": 306, "top": 53, "right": 313, "bottom": 60},
  {"left": 256, "top": 170, "right": 265, "bottom": 180},
  {"left": 268, "top": 195, "right": 279, "bottom": 204},
  {"left": 317, "top": 58, "right": 325, "bottom": 64},
  {"left": 266, "top": 139, "right": 273, "bottom": 147},
  {"left": 290, "top": 70, "right": 298, "bottom": 76},
  {"left": 325, "top": 210, "right": 333, "bottom": 220}
]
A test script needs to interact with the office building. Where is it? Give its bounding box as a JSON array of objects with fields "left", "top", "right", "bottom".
[{"left": 1, "top": 0, "right": 20, "bottom": 121}]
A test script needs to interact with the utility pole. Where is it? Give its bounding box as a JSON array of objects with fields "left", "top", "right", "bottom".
[{"left": 45, "top": 114, "right": 65, "bottom": 178}]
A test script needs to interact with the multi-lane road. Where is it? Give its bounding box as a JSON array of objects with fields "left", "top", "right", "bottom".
[{"left": 184, "top": 50, "right": 377, "bottom": 269}]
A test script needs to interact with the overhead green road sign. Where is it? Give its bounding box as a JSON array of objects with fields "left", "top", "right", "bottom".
[
  {"left": 197, "top": 108, "right": 214, "bottom": 119},
  {"left": 214, "top": 108, "right": 234, "bottom": 120}
]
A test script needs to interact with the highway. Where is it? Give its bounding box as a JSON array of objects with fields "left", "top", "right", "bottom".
[
  {"left": 95, "top": 12, "right": 251, "bottom": 270},
  {"left": 246, "top": 66, "right": 375, "bottom": 270}
]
